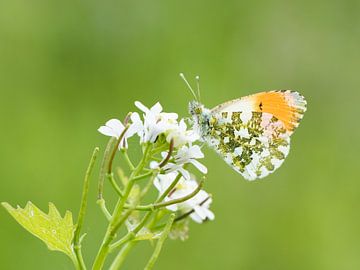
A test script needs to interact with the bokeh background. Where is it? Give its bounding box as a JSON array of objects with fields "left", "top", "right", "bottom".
[{"left": 1, "top": 0, "right": 360, "bottom": 269}]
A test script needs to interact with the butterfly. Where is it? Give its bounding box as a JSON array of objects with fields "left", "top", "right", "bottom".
[{"left": 181, "top": 73, "right": 307, "bottom": 181}]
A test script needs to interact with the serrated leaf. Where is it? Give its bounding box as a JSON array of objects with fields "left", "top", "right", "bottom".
[{"left": 2, "top": 201, "right": 76, "bottom": 260}]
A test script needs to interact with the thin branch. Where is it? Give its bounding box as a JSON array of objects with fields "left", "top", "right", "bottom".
[
  {"left": 107, "top": 124, "right": 130, "bottom": 174},
  {"left": 152, "top": 194, "right": 212, "bottom": 231},
  {"left": 74, "top": 147, "right": 99, "bottom": 270},
  {"left": 97, "top": 199, "right": 112, "bottom": 221},
  {"left": 107, "top": 173, "right": 123, "bottom": 197},
  {"left": 174, "top": 194, "right": 212, "bottom": 222},
  {"left": 109, "top": 241, "right": 137, "bottom": 270},
  {"left": 109, "top": 173, "right": 182, "bottom": 252},
  {"left": 158, "top": 139, "right": 174, "bottom": 168},
  {"left": 131, "top": 171, "right": 154, "bottom": 182},
  {"left": 92, "top": 144, "right": 153, "bottom": 269},
  {"left": 121, "top": 149, "right": 135, "bottom": 170},
  {"left": 123, "top": 180, "right": 204, "bottom": 211},
  {"left": 98, "top": 138, "right": 116, "bottom": 200},
  {"left": 144, "top": 214, "right": 176, "bottom": 270}
]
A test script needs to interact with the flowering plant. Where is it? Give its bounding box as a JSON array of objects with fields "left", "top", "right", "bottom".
[{"left": 2, "top": 101, "right": 214, "bottom": 269}]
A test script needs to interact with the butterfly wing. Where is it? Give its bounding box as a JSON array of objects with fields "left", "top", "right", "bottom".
[
  {"left": 207, "top": 90, "right": 306, "bottom": 180},
  {"left": 211, "top": 90, "right": 307, "bottom": 134}
]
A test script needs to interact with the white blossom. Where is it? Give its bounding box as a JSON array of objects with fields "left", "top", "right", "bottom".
[
  {"left": 133, "top": 101, "right": 178, "bottom": 143},
  {"left": 98, "top": 119, "right": 136, "bottom": 149},
  {"left": 166, "top": 119, "right": 199, "bottom": 147},
  {"left": 163, "top": 144, "right": 207, "bottom": 178},
  {"left": 154, "top": 173, "right": 214, "bottom": 223}
]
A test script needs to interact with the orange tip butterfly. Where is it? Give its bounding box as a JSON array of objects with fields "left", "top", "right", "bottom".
[{"left": 181, "top": 73, "right": 307, "bottom": 180}]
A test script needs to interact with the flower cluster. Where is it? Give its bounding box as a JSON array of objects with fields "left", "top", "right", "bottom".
[
  {"left": 154, "top": 172, "right": 214, "bottom": 223},
  {"left": 98, "top": 101, "right": 214, "bottom": 225}
]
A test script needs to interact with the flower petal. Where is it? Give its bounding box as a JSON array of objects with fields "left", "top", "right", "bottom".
[
  {"left": 189, "top": 159, "right": 208, "bottom": 174},
  {"left": 106, "top": 119, "right": 124, "bottom": 133},
  {"left": 150, "top": 102, "right": 163, "bottom": 114},
  {"left": 135, "top": 101, "right": 150, "bottom": 113},
  {"left": 189, "top": 212, "right": 204, "bottom": 223},
  {"left": 189, "top": 145, "right": 204, "bottom": 159},
  {"left": 98, "top": 126, "right": 118, "bottom": 138}
]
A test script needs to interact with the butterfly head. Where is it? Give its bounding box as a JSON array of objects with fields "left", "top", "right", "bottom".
[
  {"left": 180, "top": 73, "right": 211, "bottom": 138},
  {"left": 188, "top": 100, "right": 203, "bottom": 116}
]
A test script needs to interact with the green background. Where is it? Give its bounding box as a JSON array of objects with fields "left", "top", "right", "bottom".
[{"left": 1, "top": 0, "right": 360, "bottom": 269}]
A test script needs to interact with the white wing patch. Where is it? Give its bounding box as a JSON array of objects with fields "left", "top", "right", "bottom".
[{"left": 206, "top": 110, "right": 290, "bottom": 180}]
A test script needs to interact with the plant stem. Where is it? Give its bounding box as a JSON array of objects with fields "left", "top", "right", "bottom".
[
  {"left": 107, "top": 125, "right": 130, "bottom": 174},
  {"left": 123, "top": 179, "right": 204, "bottom": 211},
  {"left": 121, "top": 149, "right": 134, "bottom": 170},
  {"left": 131, "top": 171, "right": 154, "bottom": 182},
  {"left": 107, "top": 173, "right": 123, "bottom": 197},
  {"left": 109, "top": 173, "right": 182, "bottom": 252},
  {"left": 97, "top": 199, "right": 112, "bottom": 221},
  {"left": 153, "top": 194, "right": 213, "bottom": 231},
  {"left": 92, "top": 143, "right": 153, "bottom": 269},
  {"left": 144, "top": 214, "right": 175, "bottom": 270},
  {"left": 74, "top": 147, "right": 99, "bottom": 270},
  {"left": 109, "top": 241, "right": 137, "bottom": 270},
  {"left": 98, "top": 138, "right": 116, "bottom": 200},
  {"left": 158, "top": 139, "right": 174, "bottom": 168}
]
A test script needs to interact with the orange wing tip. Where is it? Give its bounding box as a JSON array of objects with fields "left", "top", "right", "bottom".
[
  {"left": 276, "top": 90, "right": 307, "bottom": 132},
  {"left": 251, "top": 90, "right": 307, "bottom": 133},
  {"left": 280, "top": 90, "right": 307, "bottom": 112}
]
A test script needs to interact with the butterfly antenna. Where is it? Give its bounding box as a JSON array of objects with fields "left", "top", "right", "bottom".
[
  {"left": 195, "top": 75, "right": 201, "bottom": 102},
  {"left": 179, "top": 73, "right": 197, "bottom": 100}
]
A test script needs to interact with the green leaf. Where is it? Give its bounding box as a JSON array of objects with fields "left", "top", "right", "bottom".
[{"left": 2, "top": 201, "right": 76, "bottom": 260}]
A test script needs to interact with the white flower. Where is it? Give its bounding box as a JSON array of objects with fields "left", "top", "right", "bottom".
[
  {"left": 134, "top": 101, "right": 178, "bottom": 143},
  {"left": 98, "top": 119, "right": 136, "bottom": 149},
  {"left": 166, "top": 119, "right": 199, "bottom": 148},
  {"left": 154, "top": 172, "right": 214, "bottom": 223},
  {"left": 163, "top": 145, "right": 207, "bottom": 178}
]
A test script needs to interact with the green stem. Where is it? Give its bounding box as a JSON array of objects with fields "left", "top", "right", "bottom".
[
  {"left": 92, "top": 209, "right": 133, "bottom": 270},
  {"left": 74, "top": 147, "right": 99, "bottom": 270},
  {"left": 98, "top": 138, "right": 116, "bottom": 200},
  {"left": 121, "top": 149, "right": 135, "bottom": 170},
  {"left": 92, "top": 144, "right": 153, "bottom": 269},
  {"left": 107, "top": 173, "right": 123, "bottom": 197},
  {"left": 158, "top": 173, "right": 182, "bottom": 201},
  {"left": 70, "top": 251, "right": 82, "bottom": 270},
  {"left": 107, "top": 125, "right": 130, "bottom": 174},
  {"left": 144, "top": 214, "right": 175, "bottom": 270},
  {"left": 131, "top": 171, "right": 154, "bottom": 182},
  {"left": 109, "top": 241, "right": 137, "bottom": 270},
  {"left": 152, "top": 194, "right": 213, "bottom": 231},
  {"left": 97, "top": 199, "right": 112, "bottom": 221},
  {"left": 123, "top": 179, "right": 204, "bottom": 211},
  {"left": 109, "top": 173, "right": 182, "bottom": 252},
  {"left": 158, "top": 139, "right": 174, "bottom": 168},
  {"left": 109, "top": 211, "right": 152, "bottom": 252}
]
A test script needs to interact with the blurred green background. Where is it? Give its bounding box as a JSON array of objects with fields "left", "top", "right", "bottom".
[{"left": 1, "top": 0, "right": 360, "bottom": 269}]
